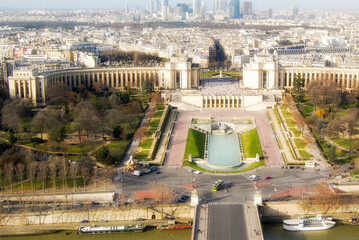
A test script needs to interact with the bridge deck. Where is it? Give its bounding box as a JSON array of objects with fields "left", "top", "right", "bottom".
[{"left": 193, "top": 203, "right": 263, "bottom": 240}]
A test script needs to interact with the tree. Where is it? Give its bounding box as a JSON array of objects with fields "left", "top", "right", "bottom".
[
  {"left": 31, "top": 111, "right": 48, "bottom": 140},
  {"left": 49, "top": 159, "right": 58, "bottom": 193},
  {"left": 142, "top": 79, "right": 154, "bottom": 94},
  {"left": 26, "top": 161, "right": 38, "bottom": 194},
  {"left": 15, "top": 163, "right": 25, "bottom": 194},
  {"left": 328, "top": 145, "right": 337, "bottom": 162},
  {"left": 78, "top": 157, "right": 94, "bottom": 191},
  {"left": 4, "top": 162, "right": 14, "bottom": 195},
  {"left": 103, "top": 166, "right": 115, "bottom": 190},
  {"left": 37, "top": 161, "right": 48, "bottom": 193},
  {"left": 113, "top": 125, "right": 124, "bottom": 139},
  {"left": 95, "top": 146, "right": 110, "bottom": 164},
  {"left": 1, "top": 99, "right": 31, "bottom": 138},
  {"left": 292, "top": 75, "right": 305, "bottom": 102},
  {"left": 69, "top": 162, "right": 78, "bottom": 192},
  {"left": 58, "top": 158, "right": 69, "bottom": 193},
  {"left": 73, "top": 101, "right": 101, "bottom": 140}
]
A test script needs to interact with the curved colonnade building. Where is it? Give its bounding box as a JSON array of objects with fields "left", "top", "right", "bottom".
[
  {"left": 8, "top": 57, "right": 200, "bottom": 105},
  {"left": 243, "top": 53, "right": 359, "bottom": 90}
]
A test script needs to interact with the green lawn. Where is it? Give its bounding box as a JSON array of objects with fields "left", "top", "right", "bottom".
[
  {"left": 147, "top": 127, "right": 157, "bottom": 136},
  {"left": 183, "top": 160, "right": 265, "bottom": 173},
  {"left": 154, "top": 110, "right": 164, "bottom": 118},
  {"left": 285, "top": 119, "right": 296, "bottom": 128},
  {"left": 134, "top": 150, "right": 150, "bottom": 160},
  {"left": 107, "top": 140, "right": 131, "bottom": 160},
  {"left": 11, "top": 177, "right": 84, "bottom": 191},
  {"left": 183, "top": 129, "right": 206, "bottom": 160},
  {"left": 139, "top": 138, "right": 154, "bottom": 149},
  {"left": 299, "top": 104, "right": 314, "bottom": 117},
  {"left": 294, "top": 138, "right": 306, "bottom": 149},
  {"left": 157, "top": 105, "right": 165, "bottom": 111},
  {"left": 290, "top": 128, "right": 301, "bottom": 137},
  {"left": 24, "top": 141, "right": 103, "bottom": 154},
  {"left": 241, "top": 128, "right": 263, "bottom": 159},
  {"left": 149, "top": 119, "right": 160, "bottom": 128},
  {"left": 281, "top": 110, "right": 292, "bottom": 119},
  {"left": 299, "top": 150, "right": 312, "bottom": 158}
]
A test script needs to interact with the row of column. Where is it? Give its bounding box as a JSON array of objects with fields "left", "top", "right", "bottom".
[
  {"left": 202, "top": 95, "right": 241, "bottom": 109},
  {"left": 48, "top": 70, "right": 160, "bottom": 90},
  {"left": 282, "top": 70, "right": 359, "bottom": 89},
  {"left": 15, "top": 80, "right": 30, "bottom": 99}
]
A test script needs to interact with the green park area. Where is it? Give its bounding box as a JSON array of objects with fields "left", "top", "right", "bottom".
[
  {"left": 183, "top": 128, "right": 206, "bottom": 160},
  {"left": 240, "top": 128, "right": 263, "bottom": 159},
  {"left": 183, "top": 128, "right": 265, "bottom": 173}
]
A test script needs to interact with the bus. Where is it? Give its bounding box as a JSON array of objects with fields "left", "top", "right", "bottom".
[{"left": 212, "top": 180, "right": 223, "bottom": 192}]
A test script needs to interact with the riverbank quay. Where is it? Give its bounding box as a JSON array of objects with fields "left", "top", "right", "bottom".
[
  {"left": 0, "top": 204, "right": 194, "bottom": 236},
  {"left": 0, "top": 218, "right": 193, "bottom": 237},
  {"left": 260, "top": 200, "right": 359, "bottom": 222}
]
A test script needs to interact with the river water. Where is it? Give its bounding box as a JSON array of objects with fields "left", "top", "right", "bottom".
[
  {"left": 262, "top": 222, "right": 359, "bottom": 240},
  {"left": 0, "top": 229, "right": 191, "bottom": 240},
  {"left": 2, "top": 223, "right": 359, "bottom": 240}
]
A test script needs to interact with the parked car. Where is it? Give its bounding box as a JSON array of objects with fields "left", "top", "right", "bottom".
[
  {"left": 150, "top": 166, "right": 158, "bottom": 171},
  {"left": 187, "top": 169, "right": 194, "bottom": 172},
  {"left": 101, "top": 203, "right": 110, "bottom": 207},
  {"left": 80, "top": 220, "right": 89, "bottom": 223},
  {"left": 73, "top": 202, "right": 82, "bottom": 206},
  {"left": 98, "top": 219, "right": 107, "bottom": 223},
  {"left": 181, "top": 195, "right": 190, "bottom": 200},
  {"left": 91, "top": 201, "right": 100, "bottom": 205},
  {"left": 194, "top": 170, "right": 201, "bottom": 175},
  {"left": 265, "top": 176, "right": 272, "bottom": 180}
]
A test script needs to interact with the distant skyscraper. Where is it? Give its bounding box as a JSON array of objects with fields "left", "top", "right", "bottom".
[
  {"left": 200, "top": 1, "right": 206, "bottom": 19},
  {"left": 242, "top": 1, "right": 252, "bottom": 16},
  {"left": 162, "top": 6, "right": 168, "bottom": 21},
  {"left": 193, "top": 0, "right": 201, "bottom": 16},
  {"left": 291, "top": 5, "right": 299, "bottom": 17},
  {"left": 266, "top": 8, "right": 273, "bottom": 19},
  {"left": 150, "top": 0, "right": 155, "bottom": 14},
  {"left": 155, "top": 0, "right": 160, "bottom": 12},
  {"left": 229, "top": 0, "right": 240, "bottom": 19}
]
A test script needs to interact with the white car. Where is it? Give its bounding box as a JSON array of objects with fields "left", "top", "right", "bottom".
[
  {"left": 187, "top": 169, "right": 194, "bottom": 172},
  {"left": 194, "top": 170, "right": 201, "bottom": 175},
  {"left": 73, "top": 202, "right": 82, "bottom": 206},
  {"left": 249, "top": 175, "right": 258, "bottom": 181}
]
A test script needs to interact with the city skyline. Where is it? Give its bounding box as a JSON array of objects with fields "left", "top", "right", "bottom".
[{"left": 1, "top": 0, "right": 359, "bottom": 11}]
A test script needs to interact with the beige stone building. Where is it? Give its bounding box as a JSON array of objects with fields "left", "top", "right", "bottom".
[
  {"left": 8, "top": 57, "right": 200, "bottom": 105},
  {"left": 243, "top": 53, "right": 359, "bottom": 90}
]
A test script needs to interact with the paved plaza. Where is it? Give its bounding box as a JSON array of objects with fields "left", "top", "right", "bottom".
[{"left": 167, "top": 109, "right": 283, "bottom": 167}]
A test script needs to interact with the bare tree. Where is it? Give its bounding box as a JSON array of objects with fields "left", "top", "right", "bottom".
[
  {"left": 49, "top": 159, "right": 58, "bottom": 193},
  {"left": 27, "top": 161, "right": 38, "bottom": 194},
  {"left": 150, "top": 183, "right": 173, "bottom": 219},
  {"left": 15, "top": 163, "right": 25, "bottom": 194},
  {"left": 78, "top": 157, "right": 94, "bottom": 191},
  {"left": 103, "top": 166, "right": 115, "bottom": 190},
  {"left": 37, "top": 161, "right": 48, "bottom": 193},
  {"left": 69, "top": 162, "right": 78, "bottom": 192},
  {"left": 4, "top": 162, "right": 14, "bottom": 195},
  {"left": 58, "top": 158, "right": 69, "bottom": 193}
]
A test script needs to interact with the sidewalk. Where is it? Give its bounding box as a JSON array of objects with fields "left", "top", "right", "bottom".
[{"left": 193, "top": 204, "right": 208, "bottom": 240}]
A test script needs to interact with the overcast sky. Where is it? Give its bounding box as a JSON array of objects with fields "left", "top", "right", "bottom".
[{"left": 1, "top": 0, "right": 358, "bottom": 11}]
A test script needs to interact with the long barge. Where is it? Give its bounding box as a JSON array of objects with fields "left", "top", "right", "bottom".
[{"left": 77, "top": 225, "right": 146, "bottom": 234}]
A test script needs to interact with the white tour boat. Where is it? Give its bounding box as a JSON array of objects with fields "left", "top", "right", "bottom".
[{"left": 283, "top": 214, "right": 336, "bottom": 231}]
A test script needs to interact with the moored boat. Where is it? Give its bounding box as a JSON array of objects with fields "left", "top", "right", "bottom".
[
  {"left": 343, "top": 216, "right": 359, "bottom": 225},
  {"left": 283, "top": 214, "right": 336, "bottom": 231},
  {"left": 77, "top": 225, "right": 146, "bottom": 234},
  {"left": 157, "top": 223, "right": 192, "bottom": 230}
]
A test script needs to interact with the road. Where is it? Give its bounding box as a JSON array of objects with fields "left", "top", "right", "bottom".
[{"left": 208, "top": 204, "right": 247, "bottom": 240}]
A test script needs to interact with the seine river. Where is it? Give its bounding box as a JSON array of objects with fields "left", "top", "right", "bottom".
[
  {"left": 0, "top": 229, "right": 191, "bottom": 240},
  {"left": 2, "top": 223, "right": 359, "bottom": 240}
]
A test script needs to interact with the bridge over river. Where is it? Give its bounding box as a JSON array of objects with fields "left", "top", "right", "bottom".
[{"left": 192, "top": 202, "right": 263, "bottom": 240}]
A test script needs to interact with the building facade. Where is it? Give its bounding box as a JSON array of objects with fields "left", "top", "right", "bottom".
[
  {"left": 243, "top": 53, "right": 359, "bottom": 90},
  {"left": 8, "top": 58, "right": 200, "bottom": 105}
]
